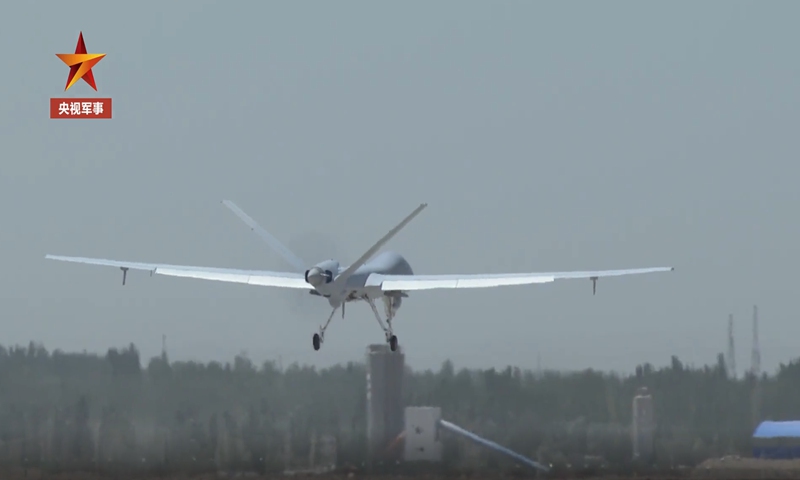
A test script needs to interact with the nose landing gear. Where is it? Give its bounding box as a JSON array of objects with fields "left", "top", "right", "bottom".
[{"left": 311, "top": 306, "right": 338, "bottom": 351}]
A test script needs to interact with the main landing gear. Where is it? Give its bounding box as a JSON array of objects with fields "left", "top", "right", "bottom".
[
  {"left": 311, "top": 295, "right": 400, "bottom": 352},
  {"left": 367, "top": 296, "right": 399, "bottom": 352}
]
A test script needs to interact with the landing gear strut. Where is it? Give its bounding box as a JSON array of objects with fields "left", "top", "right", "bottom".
[
  {"left": 312, "top": 306, "right": 338, "bottom": 351},
  {"left": 311, "top": 296, "right": 401, "bottom": 352},
  {"left": 367, "top": 296, "right": 399, "bottom": 352}
]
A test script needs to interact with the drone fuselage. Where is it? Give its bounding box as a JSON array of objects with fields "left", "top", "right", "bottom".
[{"left": 309, "top": 251, "right": 413, "bottom": 307}]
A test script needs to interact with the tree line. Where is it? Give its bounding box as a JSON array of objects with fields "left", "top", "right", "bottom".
[{"left": 0, "top": 341, "right": 798, "bottom": 475}]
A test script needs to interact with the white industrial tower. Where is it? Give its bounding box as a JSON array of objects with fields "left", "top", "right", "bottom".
[
  {"left": 726, "top": 314, "right": 736, "bottom": 379},
  {"left": 751, "top": 305, "right": 761, "bottom": 377},
  {"left": 750, "top": 304, "right": 762, "bottom": 429}
]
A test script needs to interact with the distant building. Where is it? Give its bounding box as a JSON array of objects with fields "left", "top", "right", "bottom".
[
  {"left": 752, "top": 421, "right": 800, "bottom": 459},
  {"left": 632, "top": 387, "right": 654, "bottom": 462},
  {"left": 403, "top": 407, "right": 443, "bottom": 462}
]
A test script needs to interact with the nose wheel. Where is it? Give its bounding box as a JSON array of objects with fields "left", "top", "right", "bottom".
[
  {"left": 388, "top": 334, "right": 398, "bottom": 352},
  {"left": 312, "top": 306, "right": 338, "bottom": 351}
]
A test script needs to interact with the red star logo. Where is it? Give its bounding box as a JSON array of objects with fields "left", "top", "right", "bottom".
[{"left": 56, "top": 32, "right": 106, "bottom": 91}]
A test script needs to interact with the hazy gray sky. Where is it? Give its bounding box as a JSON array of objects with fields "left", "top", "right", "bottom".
[{"left": 2, "top": 1, "right": 798, "bottom": 374}]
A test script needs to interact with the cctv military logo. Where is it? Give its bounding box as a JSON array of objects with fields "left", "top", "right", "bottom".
[{"left": 50, "top": 32, "right": 113, "bottom": 119}]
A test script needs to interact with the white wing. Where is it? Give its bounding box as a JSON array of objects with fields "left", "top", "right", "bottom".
[
  {"left": 367, "top": 267, "right": 674, "bottom": 291},
  {"left": 45, "top": 255, "right": 310, "bottom": 289}
]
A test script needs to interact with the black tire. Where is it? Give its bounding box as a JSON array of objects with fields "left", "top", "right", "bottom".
[
  {"left": 389, "top": 335, "right": 398, "bottom": 352},
  {"left": 313, "top": 333, "right": 321, "bottom": 351}
]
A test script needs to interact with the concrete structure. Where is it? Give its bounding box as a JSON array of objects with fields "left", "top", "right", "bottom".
[
  {"left": 727, "top": 313, "right": 736, "bottom": 379},
  {"left": 632, "top": 387, "right": 654, "bottom": 461},
  {"left": 753, "top": 421, "right": 800, "bottom": 459},
  {"left": 403, "top": 407, "right": 443, "bottom": 462},
  {"left": 751, "top": 305, "right": 761, "bottom": 377},
  {"left": 366, "top": 344, "right": 405, "bottom": 463},
  {"left": 400, "top": 409, "right": 548, "bottom": 472}
]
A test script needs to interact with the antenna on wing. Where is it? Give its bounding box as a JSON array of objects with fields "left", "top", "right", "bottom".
[{"left": 221, "top": 200, "right": 307, "bottom": 271}]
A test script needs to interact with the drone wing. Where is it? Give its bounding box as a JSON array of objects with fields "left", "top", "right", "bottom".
[
  {"left": 45, "top": 254, "right": 310, "bottom": 288},
  {"left": 367, "top": 267, "right": 673, "bottom": 291}
]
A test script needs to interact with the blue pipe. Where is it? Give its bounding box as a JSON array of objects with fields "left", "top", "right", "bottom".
[{"left": 438, "top": 419, "right": 550, "bottom": 473}]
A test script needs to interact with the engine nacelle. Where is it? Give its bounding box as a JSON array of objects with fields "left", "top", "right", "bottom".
[{"left": 304, "top": 259, "right": 340, "bottom": 287}]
